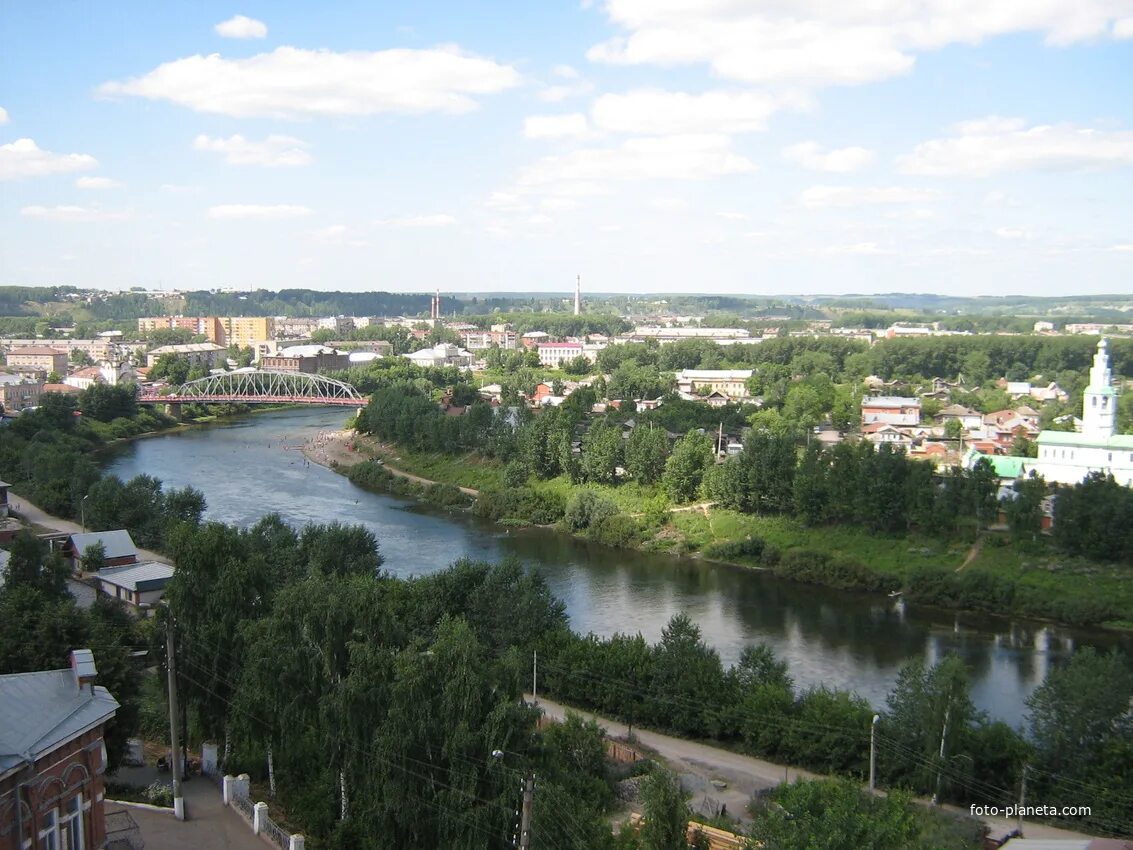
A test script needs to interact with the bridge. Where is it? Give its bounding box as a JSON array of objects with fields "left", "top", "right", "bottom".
[{"left": 138, "top": 370, "right": 367, "bottom": 407}]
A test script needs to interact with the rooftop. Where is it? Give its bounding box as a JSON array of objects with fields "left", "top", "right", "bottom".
[
  {"left": 862, "top": 396, "right": 921, "bottom": 407},
  {"left": 5, "top": 346, "right": 66, "bottom": 356},
  {"left": 1037, "top": 430, "right": 1133, "bottom": 449},
  {"left": 0, "top": 654, "right": 120, "bottom": 775},
  {"left": 97, "top": 561, "right": 175, "bottom": 592},
  {"left": 68, "top": 529, "right": 138, "bottom": 560},
  {"left": 149, "top": 342, "right": 227, "bottom": 355}
]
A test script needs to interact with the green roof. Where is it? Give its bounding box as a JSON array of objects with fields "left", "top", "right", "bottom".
[
  {"left": 1036, "top": 430, "right": 1133, "bottom": 449},
  {"left": 988, "top": 455, "right": 1027, "bottom": 478}
]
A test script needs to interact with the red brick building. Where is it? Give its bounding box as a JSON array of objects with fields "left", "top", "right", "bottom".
[{"left": 0, "top": 649, "right": 120, "bottom": 850}]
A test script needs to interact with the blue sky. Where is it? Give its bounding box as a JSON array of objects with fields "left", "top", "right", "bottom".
[{"left": 1, "top": 1, "right": 1131, "bottom": 296}]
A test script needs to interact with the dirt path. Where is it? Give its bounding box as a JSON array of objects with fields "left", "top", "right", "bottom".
[
  {"left": 533, "top": 695, "right": 1094, "bottom": 840},
  {"left": 957, "top": 534, "right": 985, "bottom": 571},
  {"left": 8, "top": 490, "right": 171, "bottom": 564},
  {"left": 301, "top": 430, "right": 480, "bottom": 497}
]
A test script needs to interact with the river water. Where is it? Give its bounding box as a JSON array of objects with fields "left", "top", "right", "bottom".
[{"left": 104, "top": 407, "right": 1130, "bottom": 725}]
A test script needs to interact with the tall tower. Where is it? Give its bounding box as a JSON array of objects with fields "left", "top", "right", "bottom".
[
  {"left": 430, "top": 288, "right": 440, "bottom": 321},
  {"left": 1081, "top": 338, "right": 1117, "bottom": 440},
  {"left": 574, "top": 275, "right": 581, "bottom": 316}
]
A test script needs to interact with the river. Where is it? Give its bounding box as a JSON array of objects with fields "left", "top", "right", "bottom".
[{"left": 104, "top": 407, "right": 1130, "bottom": 725}]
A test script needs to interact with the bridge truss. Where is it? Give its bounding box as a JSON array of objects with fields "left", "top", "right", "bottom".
[{"left": 140, "top": 369, "right": 366, "bottom": 406}]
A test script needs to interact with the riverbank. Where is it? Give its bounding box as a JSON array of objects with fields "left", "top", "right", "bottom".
[{"left": 308, "top": 431, "right": 1133, "bottom": 630}]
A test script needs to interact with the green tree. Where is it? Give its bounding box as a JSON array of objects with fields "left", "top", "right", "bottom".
[
  {"left": 662, "top": 431, "right": 714, "bottom": 503},
  {"left": 639, "top": 769, "right": 689, "bottom": 850},
  {"left": 581, "top": 419, "right": 623, "bottom": 484},
  {"left": 793, "top": 442, "right": 829, "bottom": 525},
  {"left": 943, "top": 418, "right": 963, "bottom": 440},
  {"left": 1004, "top": 474, "right": 1046, "bottom": 543},
  {"left": 625, "top": 424, "right": 669, "bottom": 485},
  {"left": 81, "top": 540, "right": 108, "bottom": 572}
]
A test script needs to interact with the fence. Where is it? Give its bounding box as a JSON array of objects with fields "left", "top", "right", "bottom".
[
  {"left": 260, "top": 810, "right": 291, "bottom": 850},
  {"left": 231, "top": 791, "right": 255, "bottom": 822},
  {"left": 221, "top": 771, "right": 305, "bottom": 850}
]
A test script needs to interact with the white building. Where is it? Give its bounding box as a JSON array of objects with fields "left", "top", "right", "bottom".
[
  {"left": 1033, "top": 339, "right": 1133, "bottom": 486},
  {"left": 861, "top": 396, "right": 922, "bottom": 427},
  {"left": 537, "top": 342, "right": 586, "bottom": 368},
  {"left": 403, "top": 343, "right": 474, "bottom": 369}
]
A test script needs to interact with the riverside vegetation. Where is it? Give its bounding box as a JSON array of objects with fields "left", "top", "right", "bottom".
[
  {"left": 2, "top": 384, "right": 1131, "bottom": 845},
  {"left": 339, "top": 346, "right": 1133, "bottom": 628}
]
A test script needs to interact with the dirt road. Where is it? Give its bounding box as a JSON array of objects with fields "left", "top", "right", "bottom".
[{"left": 8, "top": 490, "right": 171, "bottom": 564}]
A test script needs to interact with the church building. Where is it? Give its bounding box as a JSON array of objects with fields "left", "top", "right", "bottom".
[{"left": 1033, "top": 339, "right": 1133, "bottom": 486}]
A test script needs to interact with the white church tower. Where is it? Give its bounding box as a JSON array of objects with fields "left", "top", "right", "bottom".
[{"left": 1082, "top": 338, "right": 1117, "bottom": 440}]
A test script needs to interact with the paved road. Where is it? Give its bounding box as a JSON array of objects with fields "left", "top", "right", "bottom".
[
  {"left": 7, "top": 490, "right": 171, "bottom": 564},
  {"left": 532, "top": 695, "right": 1094, "bottom": 841},
  {"left": 106, "top": 777, "right": 270, "bottom": 850}
]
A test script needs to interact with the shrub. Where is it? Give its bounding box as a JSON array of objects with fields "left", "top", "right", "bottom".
[
  {"left": 563, "top": 491, "right": 619, "bottom": 533},
  {"left": 773, "top": 549, "right": 899, "bottom": 593},
  {"left": 703, "top": 537, "right": 767, "bottom": 562},
  {"left": 591, "top": 514, "right": 641, "bottom": 548},
  {"left": 145, "top": 781, "right": 174, "bottom": 807}
]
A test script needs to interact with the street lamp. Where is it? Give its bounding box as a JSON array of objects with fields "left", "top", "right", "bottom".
[
  {"left": 869, "top": 714, "right": 880, "bottom": 793},
  {"left": 81, "top": 495, "right": 89, "bottom": 533}
]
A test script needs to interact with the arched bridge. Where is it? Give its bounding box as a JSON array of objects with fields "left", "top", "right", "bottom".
[{"left": 139, "top": 370, "right": 367, "bottom": 407}]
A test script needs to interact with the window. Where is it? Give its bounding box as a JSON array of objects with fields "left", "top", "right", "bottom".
[
  {"left": 60, "top": 797, "right": 83, "bottom": 850},
  {"left": 39, "top": 810, "right": 58, "bottom": 850}
]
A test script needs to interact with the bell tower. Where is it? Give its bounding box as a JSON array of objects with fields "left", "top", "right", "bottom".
[{"left": 1081, "top": 338, "right": 1116, "bottom": 440}]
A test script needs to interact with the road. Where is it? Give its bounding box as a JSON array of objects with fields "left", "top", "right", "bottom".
[
  {"left": 7, "top": 490, "right": 171, "bottom": 564},
  {"left": 532, "top": 695, "right": 1095, "bottom": 841}
]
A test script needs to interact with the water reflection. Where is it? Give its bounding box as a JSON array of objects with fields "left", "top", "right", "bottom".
[{"left": 104, "top": 407, "right": 1131, "bottom": 724}]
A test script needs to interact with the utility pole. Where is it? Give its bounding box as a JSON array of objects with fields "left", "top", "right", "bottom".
[
  {"left": 931, "top": 704, "right": 951, "bottom": 806},
  {"left": 518, "top": 771, "right": 535, "bottom": 849},
  {"left": 1017, "top": 764, "right": 1029, "bottom": 836},
  {"left": 869, "top": 714, "right": 880, "bottom": 793},
  {"left": 531, "top": 650, "right": 538, "bottom": 704},
  {"left": 166, "top": 614, "right": 185, "bottom": 820}
]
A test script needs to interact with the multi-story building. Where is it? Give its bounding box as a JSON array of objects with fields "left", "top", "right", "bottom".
[
  {"left": 461, "top": 329, "right": 518, "bottom": 351},
  {"left": 674, "top": 369, "right": 754, "bottom": 399},
  {"left": 0, "top": 374, "right": 44, "bottom": 412},
  {"left": 403, "top": 343, "right": 474, "bottom": 369},
  {"left": 0, "top": 649, "right": 120, "bottom": 850},
  {"left": 3, "top": 346, "right": 68, "bottom": 375},
  {"left": 221, "top": 316, "right": 274, "bottom": 349},
  {"left": 537, "top": 342, "right": 585, "bottom": 368},
  {"left": 861, "top": 396, "right": 922, "bottom": 427},
  {"left": 261, "top": 345, "right": 351, "bottom": 373},
  {"left": 626, "top": 327, "right": 751, "bottom": 345},
  {"left": 145, "top": 342, "right": 228, "bottom": 369}
]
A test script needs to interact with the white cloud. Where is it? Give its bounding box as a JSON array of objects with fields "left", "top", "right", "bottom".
[
  {"left": 1109, "top": 244, "right": 1133, "bottom": 252},
  {"left": 538, "top": 81, "right": 595, "bottom": 103},
  {"left": 160, "top": 183, "right": 201, "bottom": 193},
  {"left": 0, "top": 107, "right": 8, "bottom": 124},
  {"left": 98, "top": 46, "right": 520, "bottom": 118},
  {"left": 824, "top": 242, "right": 892, "bottom": 255},
  {"left": 194, "top": 134, "right": 312, "bottom": 166},
  {"left": 552, "top": 64, "right": 580, "bottom": 79},
  {"left": 524, "top": 114, "right": 590, "bottom": 140},
  {"left": 592, "top": 90, "right": 804, "bottom": 135},
  {"left": 1, "top": 138, "right": 98, "bottom": 180},
  {"left": 21, "top": 205, "right": 130, "bottom": 222},
  {"left": 1116, "top": 18, "right": 1133, "bottom": 38},
  {"left": 75, "top": 176, "right": 120, "bottom": 189},
  {"left": 799, "top": 185, "right": 940, "bottom": 208},
  {"left": 207, "top": 204, "right": 312, "bottom": 220},
  {"left": 652, "top": 197, "right": 686, "bottom": 212},
  {"left": 983, "top": 189, "right": 1018, "bottom": 206},
  {"left": 312, "top": 224, "right": 369, "bottom": 247},
  {"left": 517, "top": 134, "right": 757, "bottom": 186},
  {"left": 901, "top": 119, "right": 1133, "bottom": 176},
  {"left": 588, "top": 1, "right": 1131, "bottom": 87},
  {"left": 783, "top": 141, "right": 874, "bottom": 172},
  {"left": 717, "top": 211, "right": 748, "bottom": 220},
  {"left": 540, "top": 197, "right": 579, "bottom": 211},
  {"left": 375, "top": 214, "right": 456, "bottom": 227},
  {"left": 599, "top": 224, "right": 622, "bottom": 232},
  {"left": 994, "top": 227, "right": 1034, "bottom": 240},
  {"left": 215, "top": 15, "right": 268, "bottom": 39}
]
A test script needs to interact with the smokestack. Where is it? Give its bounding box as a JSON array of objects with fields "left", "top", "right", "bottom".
[{"left": 574, "top": 275, "right": 581, "bottom": 316}]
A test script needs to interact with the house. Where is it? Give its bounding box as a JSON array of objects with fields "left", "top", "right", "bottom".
[
  {"left": 861, "top": 396, "right": 921, "bottom": 427},
  {"left": 635, "top": 398, "right": 663, "bottom": 413},
  {"left": 962, "top": 447, "right": 1033, "bottom": 481},
  {"left": 537, "top": 342, "right": 586, "bottom": 368},
  {"left": 704, "top": 390, "right": 731, "bottom": 408},
  {"left": 1028, "top": 381, "right": 1069, "bottom": 403},
  {"left": 3, "top": 346, "right": 69, "bottom": 375},
  {"left": 674, "top": 370, "right": 753, "bottom": 399},
  {"left": 63, "top": 367, "right": 105, "bottom": 391},
  {"left": 0, "top": 649, "right": 120, "bottom": 850},
  {"left": 861, "top": 423, "right": 913, "bottom": 449},
  {"left": 96, "top": 562, "right": 175, "bottom": 616},
  {"left": 261, "top": 345, "right": 350, "bottom": 374},
  {"left": 61, "top": 531, "right": 139, "bottom": 572},
  {"left": 937, "top": 404, "right": 983, "bottom": 432}
]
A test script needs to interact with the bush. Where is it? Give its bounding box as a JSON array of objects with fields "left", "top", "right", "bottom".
[
  {"left": 590, "top": 514, "right": 641, "bottom": 548},
  {"left": 474, "top": 487, "right": 566, "bottom": 526},
  {"left": 703, "top": 536, "right": 767, "bottom": 562},
  {"left": 773, "top": 549, "right": 899, "bottom": 593},
  {"left": 563, "top": 491, "right": 619, "bottom": 533},
  {"left": 145, "top": 781, "right": 174, "bottom": 807}
]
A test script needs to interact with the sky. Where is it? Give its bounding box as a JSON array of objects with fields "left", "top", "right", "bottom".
[{"left": 1, "top": 1, "right": 1132, "bottom": 297}]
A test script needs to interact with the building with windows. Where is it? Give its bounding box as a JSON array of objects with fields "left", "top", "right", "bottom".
[
  {"left": 402, "top": 343, "right": 474, "bottom": 369},
  {"left": 537, "top": 342, "right": 585, "bottom": 368},
  {"left": 861, "top": 396, "right": 922, "bottom": 427},
  {"left": 222, "top": 316, "right": 274, "bottom": 349},
  {"left": 261, "top": 345, "right": 350, "bottom": 374},
  {"left": 0, "top": 649, "right": 120, "bottom": 850},
  {"left": 1033, "top": 339, "right": 1133, "bottom": 486},
  {"left": 0, "top": 375, "right": 44, "bottom": 413},
  {"left": 96, "top": 562, "right": 175, "bottom": 617},
  {"left": 673, "top": 369, "right": 754, "bottom": 400},
  {"left": 3, "top": 346, "right": 68, "bottom": 375},
  {"left": 145, "top": 342, "right": 227, "bottom": 369}
]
